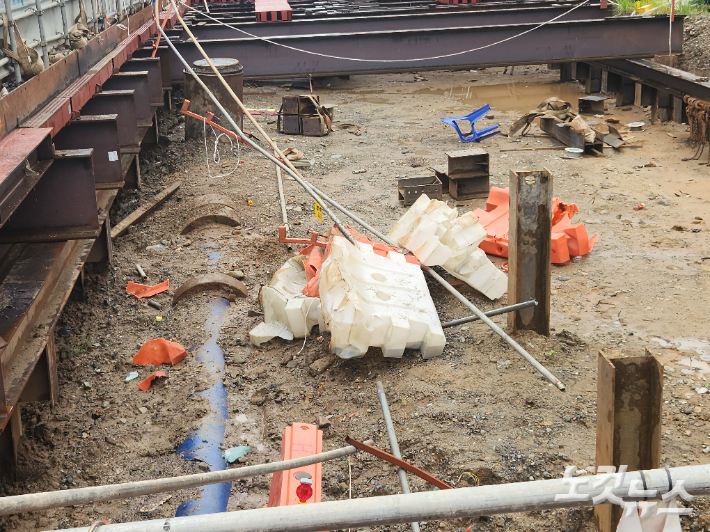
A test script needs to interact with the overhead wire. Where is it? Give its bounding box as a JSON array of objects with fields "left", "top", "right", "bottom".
[{"left": 179, "top": 0, "right": 590, "bottom": 63}]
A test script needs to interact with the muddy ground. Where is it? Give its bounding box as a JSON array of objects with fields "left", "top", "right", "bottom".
[{"left": 1, "top": 64, "right": 710, "bottom": 532}]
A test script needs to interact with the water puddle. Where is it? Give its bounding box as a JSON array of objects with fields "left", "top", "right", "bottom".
[
  {"left": 359, "top": 97, "right": 391, "bottom": 104},
  {"left": 413, "top": 82, "right": 583, "bottom": 113},
  {"left": 175, "top": 297, "right": 231, "bottom": 516},
  {"left": 651, "top": 337, "right": 710, "bottom": 359}
]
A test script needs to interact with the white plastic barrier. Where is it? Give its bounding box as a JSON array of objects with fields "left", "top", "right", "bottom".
[
  {"left": 388, "top": 195, "right": 507, "bottom": 300},
  {"left": 319, "top": 236, "right": 446, "bottom": 359},
  {"left": 249, "top": 256, "right": 323, "bottom": 346}
]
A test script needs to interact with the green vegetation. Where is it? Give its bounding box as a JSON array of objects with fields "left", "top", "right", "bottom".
[{"left": 613, "top": 0, "right": 708, "bottom": 16}]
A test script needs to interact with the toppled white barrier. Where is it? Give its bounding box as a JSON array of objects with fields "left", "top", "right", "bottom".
[
  {"left": 319, "top": 235, "right": 445, "bottom": 359},
  {"left": 388, "top": 194, "right": 507, "bottom": 300},
  {"left": 249, "top": 256, "right": 323, "bottom": 346}
]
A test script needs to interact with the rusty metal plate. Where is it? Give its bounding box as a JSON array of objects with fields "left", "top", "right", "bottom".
[
  {"left": 121, "top": 58, "right": 164, "bottom": 105},
  {"left": 53, "top": 115, "right": 124, "bottom": 189},
  {"left": 102, "top": 72, "right": 153, "bottom": 126},
  {"left": 0, "top": 150, "right": 100, "bottom": 243},
  {"left": 82, "top": 91, "right": 139, "bottom": 148},
  {"left": 0, "top": 128, "right": 55, "bottom": 228}
]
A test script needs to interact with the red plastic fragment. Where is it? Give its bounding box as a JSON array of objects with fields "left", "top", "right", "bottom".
[
  {"left": 133, "top": 338, "right": 187, "bottom": 366},
  {"left": 126, "top": 279, "right": 170, "bottom": 298},
  {"left": 137, "top": 370, "right": 168, "bottom": 391}
]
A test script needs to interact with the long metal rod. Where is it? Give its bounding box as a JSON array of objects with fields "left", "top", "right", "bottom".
[
  {"left": 442, "top": 300, "right": 538, "bottom": 328},
  {"left": 34, "top": 0, "right": 50, "bottom": 68},
  {"left": 376, "top": 381, "right": 420, "bottom": 532},
  {"left": 0, "top": 440, "right": 371, "bottom": 516},
  {"left": 306, "top": 184, "right": 565, "bottom": 390},
  {"left": 4, "top": 0, "right": 23, "bottom": 83},
  {"left": 52, "top": 464, "right": 710, "bottom": 532},
  {"left": 164, "top": 2, "right": 357, "bottom": 247}
]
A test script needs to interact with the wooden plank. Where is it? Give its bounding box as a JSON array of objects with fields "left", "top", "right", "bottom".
[
  {"left": 507, "top": 169, "right": 552, "bottom": 335},
  {"left": 594, "top": 351, "right": 663, "bottom": 532},
  {"left": 111, "top": 181, "right": 181, "bottom": 239},
  {"left": 594, "top": 351, "right": 616, "bottom": 532}
]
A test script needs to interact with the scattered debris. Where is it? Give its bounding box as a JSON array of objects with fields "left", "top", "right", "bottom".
[
  {"left": 278, "top": 95, "right": 332, "bottom": 136},
  {"left": 223, "top": 445, "right": 253, "bottom": 463},
  {"left": 137, "top": 370, "right": 168, "bottom": 391},
  {"left": 111, "top": 182, "right": 182, "bottom": 239},
  {"left": 126, "top": 279, "right": 170, "bottom": 299},
  {"left": 389, "top": 194, "right": 507, "bottom": 299},
  {"left": 133, "top": 338, "right": 188, "bottom": 366},
  {"left": 136, "top": 264, "right": 147, "bottom": 279},
  {"left": 125, "top": 372, "right": 139, "bottom": 382},
  {"left": 440, "top": 104, "right": 499, "bottom": 143},
  {"left": 474, "top": 187, "right": 598, "bottom": 264},
  {"left": 319, "top": 235, "right": 445, "bottom": 359},
  {"left": 172, "top": 273, "right": 248, "bottom": 305}
]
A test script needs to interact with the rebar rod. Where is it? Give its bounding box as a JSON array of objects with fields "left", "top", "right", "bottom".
[
  {"left": 441, "top": 300, "right": 538, "bottom": 328},
  {"left": 0, "top": 441, "right": 371, "bottom": 516},
  {"left": 305, "top": 184, "right": 565, "bottom": 391},
  {"left": 375, "top": 381, "right": 420, "bottom": 532},
  {"left": 50, "top": 464, "right": 710, "bottom": 532}
]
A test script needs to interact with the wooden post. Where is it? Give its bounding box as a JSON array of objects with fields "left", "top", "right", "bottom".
[
  {"left": 595, "top": 351, "right": 663, "bottom": 532},
  {"left": 507, "top": 169, "right": 552, "bottom": 336}
]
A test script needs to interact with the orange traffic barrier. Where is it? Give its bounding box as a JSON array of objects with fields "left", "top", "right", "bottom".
[
  {"left": 473, "top": 187, "right": 598, "bottom": 264},
  {"left": 268, "top": 423, "right": 323, "bottom": 508},
  {"left": 133, "top": 338, "right": 188, "bottom": 366},
  {"left": 126, "top": 279, "right": 169, "bottom": 298}
]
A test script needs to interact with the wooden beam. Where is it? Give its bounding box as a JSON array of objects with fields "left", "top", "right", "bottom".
[
  {"left": 507, "top": 169, "right": 552, "bottom": 336},
  {"left": 111, "top": 181, "right": 181, "bottom": 239},
  {"left": 595, "top": 351, "right": 663, "bottom": 532}
]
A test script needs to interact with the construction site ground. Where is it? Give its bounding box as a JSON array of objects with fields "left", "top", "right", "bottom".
[{"left": 1, "top": 64, "right": 710, "bottom": 532}]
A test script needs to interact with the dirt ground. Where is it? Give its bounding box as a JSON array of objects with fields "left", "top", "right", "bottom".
[{"left": 1, "top": 63, "right": 710, "bottom": 532}]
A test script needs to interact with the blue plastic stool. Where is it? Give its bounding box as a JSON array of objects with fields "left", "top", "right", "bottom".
[{"left": 440, "top": 105, "right": 499, "bottom": 143}]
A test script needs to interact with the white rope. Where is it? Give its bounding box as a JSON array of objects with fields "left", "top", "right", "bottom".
[
  {"left": 202, "top": 116, "right": 241, "bottom": 179},
  {"left": 294, "top": 297, "right": 317, "bottom": 356},
  {"left": 180, "top": 0, "right": 591, "bottom": 63}
]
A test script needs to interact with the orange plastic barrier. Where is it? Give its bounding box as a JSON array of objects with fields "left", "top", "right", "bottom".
[
  {"left": 473, "top": 187, "right": 598, "bottom": 264},
  {"left": 268, "top": 423, "right": 323, "bottom": 508},
  {"left": 298, "top": 226, "right": 420, "bottom": 298}
]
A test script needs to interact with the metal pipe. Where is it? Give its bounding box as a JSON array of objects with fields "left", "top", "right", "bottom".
[
  {"left": 58, "top": 0, "right": 69, "bottom": 44},
  {"left": 275, "top": 151, "right": 289, "bottom": 232},
  {"left": 441, "top": 300, "right": 538, "bottom": 328},
  {"left": 4, "top": 0, "right": 23, "bottom": 83},
  {"left": 161, "top": 6, "right": 358, "bottom": 247},
  {"left": 375, "top": 381, "right": 420, "bottom": 532},
  {"left": 305, "top": 184, "right": 565, "bottom": 391},
  {"left": 34, "top": 0, "right": 50, "bottom": 68},
  {"left": 0, "top": 440, "right": 372, "bottom": 516},
  {"left": 50, "top": 464, "right": 710, "bottom": 532}
]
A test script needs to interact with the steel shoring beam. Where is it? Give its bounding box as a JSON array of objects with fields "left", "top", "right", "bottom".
[
  {"left": 595, "top": 58, "right": 710, "bottom": 102},
  {"left": 185, "top": 1, "right": 600, "bottom": 23},
  {"left": 179, "top": 5, "right": 607, "bottom": 39},
  {"left": 170, "top": 16, "right": 684, "bottom": 79}
]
